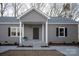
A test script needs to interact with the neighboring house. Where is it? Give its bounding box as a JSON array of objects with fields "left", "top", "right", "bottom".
[{"left": 0, "top": 7, "right": 78, "bottom": 46}]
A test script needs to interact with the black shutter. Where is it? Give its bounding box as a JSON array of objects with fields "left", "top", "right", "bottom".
[
  {"left": 8, "top": 27, "right": 10, "bottom": 36},
  {"left": 56, "top": 28, "right": 58, "bottom": 37},
  {"left": 65, "top": 28, "right": 67, "bottom": 37}
]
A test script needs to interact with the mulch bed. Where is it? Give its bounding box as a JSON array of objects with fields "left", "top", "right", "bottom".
[
  {"left": 48, "top": 43, "right": 79, "bottom": 46},
  {"left": 0, "top": 50, "right": 65, "bottom": 56}
]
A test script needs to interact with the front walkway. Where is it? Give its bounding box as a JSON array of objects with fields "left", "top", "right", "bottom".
[
  {"left": 0, "top": 46, "right": 79, "bottom": 56},
  {"left": 0, "top": 46, "right": 17, "bottom": 53}
]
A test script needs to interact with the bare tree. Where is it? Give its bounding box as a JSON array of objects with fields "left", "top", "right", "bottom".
[
  {"left": 12, "top": 3, "right": 24, "bottom": 17},
  {"left": 69, "top": 4, "right": 79, "bottom": 20},
  {"left": 0, "top": 3, "right": 8, "bottom": 17},
  {"left": 48, "top": 3, "right": 63, "bottom": 17},
  {"left": 29, "top": 3, "right": 46, "bottom": 11},
  {"left": 61, "top": 3, "right": 71, "bottom": 17},
  {"left": 61, "top": 3, "right": 79, "bottom": 20},
  {"left": 0, "top": 3, "right": 79, "bottom": 21}
]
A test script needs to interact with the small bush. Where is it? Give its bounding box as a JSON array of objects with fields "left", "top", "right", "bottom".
[
  {"left": 48, "top": 42, "right": 53, "bottom": 45},
  {"left": 14, "top": 42, "right": 17, "bottom": 45},
  {"left": 22, "top": 45, "right": 25, "bottom": 47},
  {"left": 5, "top": 41, "right": 8, "bottom": 44},
  {"left": 5, "top": 41, "right": 8, "bottom": 43},
  {"left": 77, "top": 42, "right": 79, "bottom": 44},
  {"left": 0, "top": 43, "right": 1, "bottom": 45},
  {"left": 63, "top": 42, "right": 66, "bottom": 45},
  {"left": 72, "top": 41, "right": 75, "bottom": 44}
]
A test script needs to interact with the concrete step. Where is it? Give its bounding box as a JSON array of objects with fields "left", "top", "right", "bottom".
[{"left": 22, "top": 40, "right": 48, "bottom": 46}]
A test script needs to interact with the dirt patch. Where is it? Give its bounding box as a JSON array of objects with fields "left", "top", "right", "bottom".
[{"left": 0, "top": 50, "right": 65, "bottom": 56}]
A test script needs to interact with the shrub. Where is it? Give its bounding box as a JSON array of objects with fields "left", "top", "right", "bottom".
[
  {"left": 48, "top": 42, "right": 53, "bottom": 45},
  {"left": 0, "top": 43, "right": 1, "bottom": 45},
  {"left": 14, "top": 42, "right": 17, "bottom": 45},
  {"left": 72, "top": 41, "right": 75, "bottom": 44},
  {"left": 5, "top": 41, "right": 8, "bottom": 44}
]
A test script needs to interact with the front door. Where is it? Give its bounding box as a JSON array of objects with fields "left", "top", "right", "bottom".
[{"left": 33, "top": 27, "right": 39, "bottom": 39}]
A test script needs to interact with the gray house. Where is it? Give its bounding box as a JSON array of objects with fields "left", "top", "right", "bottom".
[{"left": 0, "top": 7, "right": 78, "bottom": 46}]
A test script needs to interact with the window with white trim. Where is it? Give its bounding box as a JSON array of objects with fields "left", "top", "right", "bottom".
[
  {"left": 56, "top": 27, "right": 67, "bottom": 37},
  {"left": 10, "top": 27, "right": 24, "bottom": 37},
  {"left": 59, "top": 27, "right": 65, "bottom": 37},
  {"left": 11, "top": 27, "right": 17, "bottom": 37}
]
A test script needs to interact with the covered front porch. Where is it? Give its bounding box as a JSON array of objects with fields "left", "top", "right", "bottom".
[
  {"left": 18, "top": 7, "right": 49, "bottom": 47},
  {"left": 19, "top": 21, "right": 48, "bottom": 47}
]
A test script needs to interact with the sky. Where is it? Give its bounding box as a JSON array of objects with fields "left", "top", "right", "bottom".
[{"left": 0, "top": 3, "right": 79, "bottom": 21}]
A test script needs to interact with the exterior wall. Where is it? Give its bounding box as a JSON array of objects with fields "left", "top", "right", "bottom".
[
  {"left": 20, "top": 10, "right": 47, "bottom": 22},
  {"left": 0, "top": 23, "right": 78, "bottom": 44},
  {"left": 24, "top": 24, "right": 43, "bottom": 41},
  {"left": 0, "top": 24, "right": 19, "bottom": 44},
  {"left": 48, "top": 24, "right": 78, "bottom": 43},
  {"left": 78, "top": 24, "right": 79, "bottom": 42}
]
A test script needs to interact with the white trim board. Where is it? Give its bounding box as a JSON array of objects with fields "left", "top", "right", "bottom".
[
  {"left": 19, "top": 22, "right": 22, "bottom": 46},
  {"left": 42, "top": 24, "right": 44, "bottom": 42},
  {"left": 0, "top": 22, "right": 19, "bottom": 24},
  {"left": 45, "top": 21, "right": 48, "bottom": 43},
  {"left": 48, "top": 23, "right": 79, "bottom": 24},
  {"left": 0, "top": 22, "right": 78, "bottom": 25}
]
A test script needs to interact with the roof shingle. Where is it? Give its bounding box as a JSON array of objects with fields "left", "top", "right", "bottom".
[
  {"left": 0, "top": 17, "right": 19, "bottom": 22},
  {"left": 0, "top": 17, "right": 78, "bottom": 24},
  {"left": 48, "top": 17, "right": 78, "bottom": 24}
]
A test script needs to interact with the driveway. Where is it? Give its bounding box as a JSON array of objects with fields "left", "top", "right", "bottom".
[
  {"left": 50, "top": 46, "right": 79, "bottom": 56},
  {"left": 0, "top": 46, "right": 79, "bottom": 56},
  {"left": 0, "top": 46, "right": 17, "bottom": 53}
]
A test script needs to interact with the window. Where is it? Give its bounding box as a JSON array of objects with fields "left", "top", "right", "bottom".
[
  {"left": 59, "top": 27, "right": 65, "bottom": 37},
  {"left": 56, "top": 27, "right": 67, "bottom": 37},
  {"left": 11, "top": 27, "right": 17, "bottom": 37},
  {"left": 9, "top": 27, "right": 24, "bottom": 37}
]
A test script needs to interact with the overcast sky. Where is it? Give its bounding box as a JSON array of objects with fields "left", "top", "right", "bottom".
[{"left": 0, "top": 3, "right": 79, "bottom": 21}]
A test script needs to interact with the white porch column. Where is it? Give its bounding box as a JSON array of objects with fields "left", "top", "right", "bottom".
[
  {"left": 19, "top": 22, "right": 22, "bottom": 46},
  {"left": 42, "top": 24, "right": 44, "bottom": 42},
  {"left": 23, "top": 24, "right": 24, "bottom": 37},
  {"left": 46, "top": 21, "right": 48, "bottom": 43}
]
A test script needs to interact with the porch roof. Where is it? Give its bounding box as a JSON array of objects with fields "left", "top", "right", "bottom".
[{"left": 18, "top": 7, "right": 49, "bottom": 19}]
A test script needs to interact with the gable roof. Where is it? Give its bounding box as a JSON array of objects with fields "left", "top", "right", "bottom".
[
  {"left": 0, "top": 17, "right": 19, "bottom": 22},
  {"left": 0, "top": 17, "right": 78, "bottom": 24},
  {"left": 48, "top": 17, "right": 79, "bottom": 24},
  {"left": 18, "top": 7, "right": 49, "bottom": 19}
]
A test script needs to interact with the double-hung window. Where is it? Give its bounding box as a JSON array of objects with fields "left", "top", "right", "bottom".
[
  {"left": 8, "top": 27, "right": 24, "bottom": 37},
  {"left": 11, "top": 27, "right": 17, "bottom": 37},
  {"left": 56, "top": 27, "right": 67, "bottom": 37},
  {"left": 59, "top": 27, "right": 65, "bottom": 37}
]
